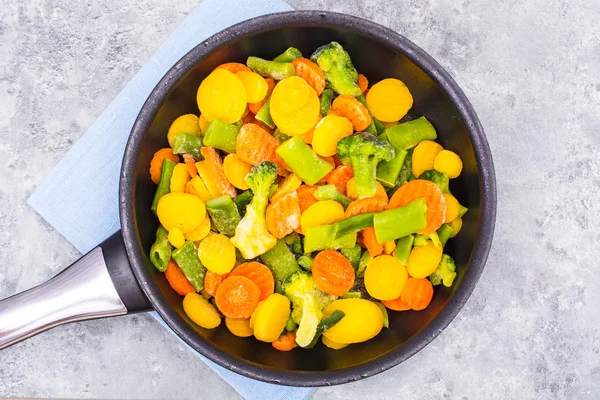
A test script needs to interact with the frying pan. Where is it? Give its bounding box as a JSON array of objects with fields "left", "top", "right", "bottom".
[{"left": 0, "top": 11, "right": 496, "bottom": 386}]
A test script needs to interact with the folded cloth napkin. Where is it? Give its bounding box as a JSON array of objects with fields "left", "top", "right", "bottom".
[{"left": 28, "top": 0, "right": 315, "bottom": 398}]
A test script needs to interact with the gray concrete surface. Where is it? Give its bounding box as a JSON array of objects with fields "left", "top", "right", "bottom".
[{"left": 1, "top": 0, "right": 599, "bottom": 398}]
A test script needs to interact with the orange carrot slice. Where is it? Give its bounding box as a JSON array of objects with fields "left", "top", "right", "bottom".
[
  {"left": 357, "top": 74, "right": 369, "bottom": 94},
  {"left": 228, "top": 262, "right": 274, "bottom": 302},
  {"left": 164, "top": 259, "right": 196, "bottom": 296},
  {"left": 312, "top": 250, "right": 355, "bottom": 296},
  {"left": 236, "top": 123, "right": 286, "bottom": 173},
  {"left": 400, "top": 278, "right": 434, "bottom": 311},
  {"left": 204, "top": 270, "right": 227, "bottom": 297},
  {"left": 272, "top": 331, "right": 297, "bottom": 351},
  {"left": 215, "top": 275, "right": 261, "bottom": 319},
  {"left": 329, "top": 95, "right": 372, "bottom": 131},
  {"left": 149, "top": 148, "right": 179, "bottom": 184},
  {"left": 291, "top": 58, "right": 326, "bottom": 96},
  {"left": 382, "top": 296, "right": 411, "bottom": 311},
  {"left": 266, "top": 191, "right": 301, "bottom": 239},
  {"left": 296, "top": 185, "right": 318, "bottom": 214},
  {"left": 327, "top": 165, "right": 354, "bottom": 195},
  {"left": 344, "top": 197, "right": 388, "bottom": 218}
]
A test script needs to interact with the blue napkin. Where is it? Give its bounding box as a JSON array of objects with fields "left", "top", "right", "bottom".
[{"left": 28, "top": 0, "right": 315, "bottom": 398}]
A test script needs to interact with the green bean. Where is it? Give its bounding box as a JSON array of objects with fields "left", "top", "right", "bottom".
[
  {"left": 273, "top": 47, "right": 303, "bottom": 62},
  {"left": 304, "top": 310, "right": 346, "bottom": 348},
  {"left": 376, "top": 302, "right": 389, "bottom": 328},
  {"left": 340, "top": 245, "right": 362, "bottom": 270},
  {"left": 151, "top": 158, "right": 176, "bottom": 214},
  {"left": 149, "top": 225, "right": 172, "bottom": 272},
  {"left": 437, "top": 224, "right": 454, "bottom": 247},
  {"left": 319, "top": 89, "right": 334, "bottom": 116},
  {"left": 297, "top": 255, "right": 313, "bottom": 271},
  {"left": 171, "top": 241, "right": 206, "bottom": 292},
  {"left": 259, "top": 239, "right": 300, "bottom": 282},
  {"left": 255, "top": 98, "right": 275, "bottom": 129},
  {"left": 246, "top": 56, "right": 296, "bottom": 80},
  {"left": 206, "top": 196, "right": 242, "bottom": 237},
  {"left": 172, "top": 133, "right": 203, "bottom": 160},
  {"left": 285, "top": 316, "right": 298, "bottom": 331},
  {"left": 203, "top": 120, "right": 240, "bottom": 154},
  {"left": 313, "top": 184, "right": 352, "bottom": 208}
]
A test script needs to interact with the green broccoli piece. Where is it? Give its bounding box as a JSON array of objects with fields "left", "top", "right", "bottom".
[
  {"left": 230, "top": 161, "right": 278, "bottom": 259},
  {"left": 310, "top": 42, "right": 362, "bottom": 96},
  {"left": 337, "top": 133, "right": 395, "bottom": 198},
  {"left": 429, "top": 254, "right": 457, "bottom": 287},
  {"left": 420, "top": 169, "right": 450, "bottom": 194},
  {"left": 283, "top": 271, "right": 336, "bottom": 347}
]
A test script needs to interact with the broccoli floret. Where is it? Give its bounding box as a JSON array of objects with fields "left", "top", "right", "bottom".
[
  {"left": 429, "top": 254, "right": 457, "bottom": 287},
  {"left": 283, "top": 271, "right": 336, "bottom": 347},
  {"left": 230, "top": 161, "right": 278, "bottom": 259},
  {"left": 310, "top": 42, "right": 362, "bottom": 96},
  {"left": 337, "top": 133, "right": 395, "bottom": 198},
  {"left": 420, "top": 169, "right": 450, "bottom": 194}
]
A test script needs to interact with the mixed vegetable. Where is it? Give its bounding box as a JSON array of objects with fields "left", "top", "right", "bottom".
[{"left": 148, "top": 43, "right": 467, "bottom": 351}]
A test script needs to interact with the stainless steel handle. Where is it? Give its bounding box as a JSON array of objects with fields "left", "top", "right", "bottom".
[{"left": 0, "top": 246, "right": 127, "bottom": 349}]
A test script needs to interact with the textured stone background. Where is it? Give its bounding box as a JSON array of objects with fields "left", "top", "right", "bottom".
[{"left": 1, "top": 0, "right": 599, "bottom": 398}]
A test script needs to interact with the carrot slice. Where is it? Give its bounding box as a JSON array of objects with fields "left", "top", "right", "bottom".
[
  {"left": 228, "top": 262, "right": 274, "bottom": 302},
  {"left": 214, "top": 62, "right": 251, "bottom": 74},
  {"left": 296, "top": 185, "right": 318, "bottom": 214},
  {"left": 291, "top": 58, "right": 326, "bottom": 96},
  {"left": 272, "top": 331, "right": 297, "bottom": 351},
  {"left": 329, "top": 95, "right": 372, "bottom": 131},
  {"left": 327, "top": 165, "right": 354, "bottom": 195},
  {"left": 266, "top": 191, "right": 301, "bottom": 239},
  {"left": 363, "top": 227, "right": 383, "bottom": 257},
  {"left": 344, "top": 197, "right": 388, "bottom": 218},
  {"left": 215, "top": 275, "right": 261, "bottom": 319},
  {"left": 204, "top": 270, "right": 227, "bottom": 297},
  {"left": 164, "top": 259, "right": 196, "bottom": 296},
  {"left": 312, "top": 250, "right": 355, "bottom": 296},
  {"left": 382, "top": 296, "right": 411, "bottom": 311},
  {"left": 249, "top": 78, "right": 276, "bottom": 114},
  {"left": 357, "top": 74, "right": 369, "bottom": 94},
  {"left": 236, "top": 123, "right": 287, "bottom": 173},
  {"left": 149, "top": 148, "right": 179, "bottom": 184},
  {"left": 389, "top": 179, "right": 446, "bottom": 234},
  {"left": 183, "top": 154, "right": 198, "bottom": 178},
  {"left": 400, "top": 278, "right": 434, "bottom": 311},
  {"left": 199, "top": 146, "right": 237, "bottom": 197}
]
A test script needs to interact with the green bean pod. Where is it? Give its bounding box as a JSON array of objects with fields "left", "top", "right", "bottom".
[
  {"left": 304, "top": 310, "right": 346, "bottom": 348},
  {"left": 273, "top": 47, "right": 303, "bottom": 62},
  {"left": 171, "top": 241, "right": 206, "bottom": 292},
  {"left": 149, "top": 225, "right": 172, "bottom": 272},
  {"left": 247, "top": 56, "right": 296, "bottom": 80},
  {"left": 151, "top": 158, "right": 176, "bottom": 214},
  {"left": 172, "top": 133, "right": 203, "bottom": 160}
]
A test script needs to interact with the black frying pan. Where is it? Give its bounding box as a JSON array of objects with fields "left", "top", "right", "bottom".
[{"left": 0, "top": 11, "right": 496, "bottom": 386}]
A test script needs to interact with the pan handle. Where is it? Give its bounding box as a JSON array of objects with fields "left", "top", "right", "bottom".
[{"left": 0, "top": 231, "right": 151, "bottom": 349}]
